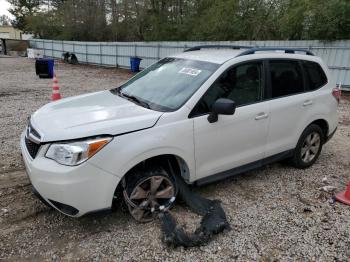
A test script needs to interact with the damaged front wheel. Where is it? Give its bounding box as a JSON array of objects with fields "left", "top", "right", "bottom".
[{"left": 123, "top": 167, "right": 177, "bottom": 222}]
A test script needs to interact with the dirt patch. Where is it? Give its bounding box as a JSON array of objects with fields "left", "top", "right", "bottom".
[{"left": 0, "top": 57, "right": 350, "bottom": 261}]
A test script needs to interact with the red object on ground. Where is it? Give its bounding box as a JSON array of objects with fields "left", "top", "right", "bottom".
[
  {"left": 335, "top": 182, "right": 350, "bottom": 206},
  {"left": 51, "top": 74, "right": 61, "bottom": 101}
]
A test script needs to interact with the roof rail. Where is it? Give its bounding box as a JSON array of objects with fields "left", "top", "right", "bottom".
[
  {"left": 184, "top": 45, "right": 252, "bottom": 52},
  {"left": 237, "top": 47, "right": 315, "bottom": 57}
]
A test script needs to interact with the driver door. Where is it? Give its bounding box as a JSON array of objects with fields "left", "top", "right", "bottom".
[{"left": 191, "top": 61, "right": 270, "bottom": 181}]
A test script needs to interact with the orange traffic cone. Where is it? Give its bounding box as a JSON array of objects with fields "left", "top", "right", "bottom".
[
  {"left": 51, "top": 74, "right": 61, "bottom": 101},
  {"left": 335, "top": 182, "right": 350, "bottom": 206}
]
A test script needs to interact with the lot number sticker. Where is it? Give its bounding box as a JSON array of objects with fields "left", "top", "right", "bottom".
[{"left": 179, "top": 68, "right": 202, "bottom": 76}]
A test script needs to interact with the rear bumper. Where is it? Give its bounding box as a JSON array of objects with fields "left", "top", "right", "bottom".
[{"left": 21, "top": 131, "right": 120, "bottom": 217}]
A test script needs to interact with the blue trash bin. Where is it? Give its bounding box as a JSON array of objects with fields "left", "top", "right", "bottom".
[
  {"left": 130, "top": 57, "right": 142, "bottom": 73},
  {"left": 35, "top": 58, "right": 55, "bottom": 78}
]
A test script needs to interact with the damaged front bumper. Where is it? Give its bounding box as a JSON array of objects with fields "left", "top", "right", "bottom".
[{"left": 20, "top": 131, "right": 120, "bottom": 217}]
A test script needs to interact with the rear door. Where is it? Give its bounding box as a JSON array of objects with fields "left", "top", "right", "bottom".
[{"left": 265, "top": 59, "right": 312, "bottom": 157}]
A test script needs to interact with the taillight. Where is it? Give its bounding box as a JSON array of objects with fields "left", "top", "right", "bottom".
[{"left": 332, "top": 85, "right": 341, "bottom": 103}]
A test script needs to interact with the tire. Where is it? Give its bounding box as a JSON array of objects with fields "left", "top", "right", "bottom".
[
  {"left": 290, "top": 124, "right": 325, "bottom": 169},
  {"left": 123, "top": 166, "right": 177, "bottom": 222}
]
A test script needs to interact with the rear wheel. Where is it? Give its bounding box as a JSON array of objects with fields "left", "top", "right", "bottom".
[
  {"left": 123, "top": 167, "right": 176, "bottom": 222},
  {"left": 290, "top": 124, "right": 324, "bottom": 168}
]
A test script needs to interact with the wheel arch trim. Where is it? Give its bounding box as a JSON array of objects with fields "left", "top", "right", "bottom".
[
  {"left": 304, "top": 117, "right": 330, "bottom": 139},
  {"left": 118, "top": 148, "right": 194, "bottom": 183}
]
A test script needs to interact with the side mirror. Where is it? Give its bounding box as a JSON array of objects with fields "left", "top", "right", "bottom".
[{"left": 207, "top": 98, "right": 236, "bottom": 123}]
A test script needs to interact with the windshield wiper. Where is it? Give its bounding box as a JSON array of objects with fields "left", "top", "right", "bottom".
[{"left": 120, "top": 92, "right": 151, "bottom": 109}]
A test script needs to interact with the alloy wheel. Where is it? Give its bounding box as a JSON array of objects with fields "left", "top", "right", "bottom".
[
  {"left": 127, "top": 176, "right": 175, "bottom": 222},
  {"left": 301, "top": 132, "right": 321, "bottom": 163}
]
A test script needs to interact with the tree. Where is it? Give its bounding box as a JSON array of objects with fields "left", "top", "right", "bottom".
[
  {"left": 8, "top": 0, "right": 41, "bottom": 31},
  {"left": 0, "top": 15, "right": 11, "bottom": 26},
  {"left": 306, "top": 0, "right": 350, "bottom": 40},
  {"left": 7, "top": 0, "right": 350, "bottom": 41},
  {"left": 277, "top": 0, "right": 309, "bottom": 40}
]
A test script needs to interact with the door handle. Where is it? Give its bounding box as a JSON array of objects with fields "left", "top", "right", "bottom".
[
  {"left": 255, "top": 112, "right": 268, "bottom": 120},
  {"left": 303, "top": 100, "right": 313, "bottom": 106}
]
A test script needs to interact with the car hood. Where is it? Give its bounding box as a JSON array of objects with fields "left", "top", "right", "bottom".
[{"left": 30, "top": 91, "right": 163, "bottom": 142}]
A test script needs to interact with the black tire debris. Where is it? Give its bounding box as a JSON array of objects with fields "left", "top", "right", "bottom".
[{"left": 158, "top": 174, "right": 230, "bottom": 248}]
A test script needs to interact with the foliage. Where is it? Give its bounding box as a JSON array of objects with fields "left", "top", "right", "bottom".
[
  {"left": 0, "top": 15, "right": 11, "bottom": 25},
  {"left": 6, "top": 0, "right": 350, "bottom": 41},
  {"left": 8, "top": 0, "right": 41, "bottom": 31}
]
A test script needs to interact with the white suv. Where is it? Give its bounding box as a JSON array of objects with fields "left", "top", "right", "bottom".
[{"left": 21, "top": 46, "right": 339, "bottom": 221}]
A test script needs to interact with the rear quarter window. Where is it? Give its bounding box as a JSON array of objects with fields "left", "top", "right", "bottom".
[{"left": 302, "top": 61, "right": 328, "bottom": 91}]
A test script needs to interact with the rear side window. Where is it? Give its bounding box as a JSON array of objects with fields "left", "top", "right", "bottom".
[
  {"left": 269, "top": 60, "right": 304, "bottom": 98},
  {"left": 302, "top": 61, "right": 328, "bottom": 91}
]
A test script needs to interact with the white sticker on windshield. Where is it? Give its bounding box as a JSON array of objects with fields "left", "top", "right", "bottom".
[{"left": 179, "top": 68, "right": 202, "bottom": 76}]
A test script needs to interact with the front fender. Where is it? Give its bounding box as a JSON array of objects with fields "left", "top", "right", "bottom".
[{"left": 89, "top": 119, "right": 196, "bottom": 183}]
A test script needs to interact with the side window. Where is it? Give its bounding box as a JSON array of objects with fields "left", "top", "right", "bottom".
[
  {"left": 302, "top": 61, "right": 328, "bottom": 91},
  {"left": 269, "top": 60, "right": 304, "bottom": 98},
  {"left": 191, "top": 61, "right": 264, "bottom": 116}
]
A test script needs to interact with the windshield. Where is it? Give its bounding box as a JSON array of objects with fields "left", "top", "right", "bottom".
[{"left": 113, "top": 58, "right": 219, "bottom": 112}]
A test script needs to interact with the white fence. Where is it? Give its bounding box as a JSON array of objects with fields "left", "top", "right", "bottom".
[{"left": 29, "top": 39, "right": 350, "bottom": 88}]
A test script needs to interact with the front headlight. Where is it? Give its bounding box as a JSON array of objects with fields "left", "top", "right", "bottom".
[{"left": 45, "top": 137, "right": 112, "bottom": 166}]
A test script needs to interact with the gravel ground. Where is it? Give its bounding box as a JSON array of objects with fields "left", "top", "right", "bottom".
[{"left": 0, "top": 57, "right": 350, "bottom": 261}]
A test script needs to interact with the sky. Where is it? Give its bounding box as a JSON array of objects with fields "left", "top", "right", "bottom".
[{"left": 0, "top": 0, "right": 13, "bottom": 18}]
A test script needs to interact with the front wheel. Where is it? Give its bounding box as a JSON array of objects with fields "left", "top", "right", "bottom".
[
  {"left": 123, "top": 167, "right": 177, "bottom": 222},
  {"left": 290, "top": 124, "right": 324, "bottom": 169}
]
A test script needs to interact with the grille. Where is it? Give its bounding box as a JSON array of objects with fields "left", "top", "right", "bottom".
[
  {"left": 25, "top": 136, "right": 41, "bottom": 159},
  {"left": 29, "top": 124, "right": 41, "bottom": 139}
]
